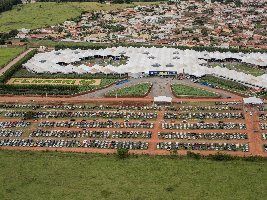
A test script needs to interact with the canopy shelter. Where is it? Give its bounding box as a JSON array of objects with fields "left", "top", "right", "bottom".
[
  {"left": 23, "top": 46, "right": 267, "bottom": 89},
  {"left": 154, "top": 96, "right": 172, "bottom": 103},
  {"left": 243, "top": 97, "right": 264, "bottom": 105}
]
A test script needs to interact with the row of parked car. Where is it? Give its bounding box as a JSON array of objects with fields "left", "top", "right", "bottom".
[
  {"left": 164, "top": 112, "right": 244, "bottom": 120},
  {"left": 162, "top": 122, "right": 246, "bottom": 130},
  {"left": 260, "top": 123, "right": 267, "bottom": 130},
  {"left": 38, "top": 121, "right": 154, "bottom": 129},
  {"left": 0, "top": 138, "right": 149, "bottom": 150},
  {"left": 5, "top": 111, "right": 158, "bottom": 120},
  {"left": 0, "top": 130, "right": 23, "bottom": 137},
  {"left": 158, "top": 132, "right": 248, "bottom": 140},
  {"left": 30, "top": 130, "right": 152, "bottom": 139},
  {"left": 166, "top": 105, "right": 242, "bottom": 112},
  {"left": 259, "top": 114, "right": 267, "bottom": 121},
  {"left": 157, "top": 142, "right": 249, "bottom": 152},
  {"left": 0, "top": 103, "right": 160, "bottom": 111},
  {"left": 0, "top": 121, "right": 30, "bottom": 128}
]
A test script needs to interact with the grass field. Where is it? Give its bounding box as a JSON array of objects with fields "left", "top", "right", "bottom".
[
  {"left": 172, "top": 84, "right": 219, "bottom": 97},
  {"left": 199, "top": 75, "right": 250, "bottom": 94},
  {"left": 0, "top": 150, "right": 266, "bottom": 200},
  {"left": 106, "top": 82, "right": 152, "bottom": 97},
  {"left": 0, "top": 2, "right": 159, "bottom": 33},
  {"left": 0, "top": 47, "right": 25, "bottom": 68}
]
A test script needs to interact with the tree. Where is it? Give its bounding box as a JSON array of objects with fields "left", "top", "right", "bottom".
[
  {"left": 23, "top": 111, "right": 36, "bottom": 120},
  {"left": 0, "top": 0, "right": 22, "bottom": 13},
  {"left": 117, "top": 148, "right": 129, "bottom": 159}
]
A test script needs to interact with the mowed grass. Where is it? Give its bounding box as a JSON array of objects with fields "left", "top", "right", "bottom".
[
  {"left": 0, "top": 2, "right": 159, "bottom": 32},
  {"left": 172, "top": 83, "right": 219, "bottom": 97},
  {"left": 0, "top": 47, "right": 25, "bottom": 68},
  {"left": 0, "top": 150, "right": 266, "bottom": 200},
  {"left": 106, "top": 82, "right": 152, "bottom": 97}
]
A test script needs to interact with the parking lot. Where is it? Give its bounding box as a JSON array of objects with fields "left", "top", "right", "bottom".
[{"left": 0, "top": 98, "right": 266, "bottom": 157}]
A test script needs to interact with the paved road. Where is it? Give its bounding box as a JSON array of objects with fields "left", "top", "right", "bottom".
[{"left": 0, "top": 48, "right": 33, "bottom": 76}]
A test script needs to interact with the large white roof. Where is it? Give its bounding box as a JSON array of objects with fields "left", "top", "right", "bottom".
[
  {"left": 154, "top": 96, "right": 172, "bottom": 103},
  {"left": 243, "top": 97, "right": 264, "bottom": 104},
  {"left": 23, "top": 46, "right": 267, "bottom": 88}
]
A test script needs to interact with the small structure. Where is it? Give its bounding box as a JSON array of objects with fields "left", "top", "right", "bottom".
[
  {"left": 154, "top": 96, "right": 172, "bottom": 104},
  {"left": 243, "top": 97, "right": 264, "bottom": 105}
]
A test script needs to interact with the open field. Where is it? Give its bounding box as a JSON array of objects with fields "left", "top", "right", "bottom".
[
  {"left": 171, "top": 84, "right": 219, "bottom": 97},
  {"left": 0, "top": 150, "right": 266, "bottom": 200},
  {"left": 0, "top": 2, "right": 159, "bottom": 33},
  {"left": 0, "top": 47, "right": 25, "bottom": 68}
]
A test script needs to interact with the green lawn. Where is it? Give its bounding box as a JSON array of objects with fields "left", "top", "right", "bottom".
[
  {"left": 106, "top": 82, "right": 152, "bottom": 97},
  {"left": 0, "top": 47, "right": 25, "bottom": 68},
  {"left": 172, "top": 84, "right": 219, "bottom": 97},
  {"left": 0, "top": 150, "right": 266, "bottom": 200},
  {"left": 0, "top": 2, "right": 159, "bottom": 33},
  {"left": 199, "top": 75, "right": 250, "bottom": 94},
  {"left": 209, "top": 63, "right": 266, "bottom": 77}
]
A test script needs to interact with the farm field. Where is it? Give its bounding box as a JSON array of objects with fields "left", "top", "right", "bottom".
[
  {"left": 105, "top": 82, "right": 152, "bottom": 97},
  {"left": 0, "top": 2, "right": 159, "bottom": 33},
  {"left": 171, "top": 83, "right": 219, "bottom": 97},
  {"left": 0, "top": 47, "right": 25, "bottom": 68},
  {"left": 0, "top": 150, "right": 266, "bottom": 200}
]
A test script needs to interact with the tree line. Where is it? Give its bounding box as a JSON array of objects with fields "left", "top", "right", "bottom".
[
  {"left": 0, "top": 30, "right": 19, "bottom": 45},
  {"left": 55, "top": 42, "right": 267, "bottom": 54},
  {"left": 36, "top": 0, "right": 134, "bottom": 3},
  {"left": 0, "top": 0, "right": 21, "bottom": 13}
]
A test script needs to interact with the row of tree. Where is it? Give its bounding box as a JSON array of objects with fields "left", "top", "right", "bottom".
[
  {"left": 0, "top": 49, "right": 36, "bottom": 84},
  {"left": 36, "top": 0, "right": 99, "bottom": 2},
  {"left": 0, "top": 0, "right": 21, "bottom": 13},
  {"left": 55, "top": 42, "right": 267, "bottom": 54},
  {"left": 36, "top": 0, "right": 134, "bottom": 3},
  {"left": 0, "top": 30, "right": 19, "bottom": 45}
]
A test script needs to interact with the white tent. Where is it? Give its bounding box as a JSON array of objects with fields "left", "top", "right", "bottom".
[
  {"left": 243, "top": 97, "right": 264, "bottom": 104},
  {"left": 154, "top": 96, "right": 172, "bottom": 103}
]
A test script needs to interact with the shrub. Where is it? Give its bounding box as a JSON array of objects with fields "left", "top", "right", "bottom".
[
  {"left": 23, "top": 111, "right": 35, "bottom": 120},
  {"left": 169, "top": 149, "right": 180, "bottom": 159},
  {"left": 117, "top": 148, "right": 129, "bottom": 159},
  {"left": 243, "top": 155, "right": 265, "bottom": 162},
  {"left": 207, "top": 152, "right": 235, "bottom": 161},
  {"left": 186, "top": 151, "right": 202, "bottom": 160}
]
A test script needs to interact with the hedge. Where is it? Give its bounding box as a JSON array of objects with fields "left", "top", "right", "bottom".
[{"left": 0, "top": 49, "right": 37, "bottom": 84}]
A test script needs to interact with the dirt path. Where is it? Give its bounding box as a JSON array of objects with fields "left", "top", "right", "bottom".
[
  {"left": 244, "top": 106, "right": 265, "bottom": 156},
  {"left": 0, "top": 48, "right": 34, "bottom": 76}
]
